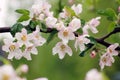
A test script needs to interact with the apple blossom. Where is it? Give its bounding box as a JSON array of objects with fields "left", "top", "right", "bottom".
[
  {"left": 107, "top": 43, "right": 119, "bottom": 56},
  {"left": 55, "top": 21, "right": 66, "bottom": 31},
  {"left": 85, "top": 69, "right": 103, "bottom": 80},
  {"left": 52, "top": 42, "right": 72, "bottom": 59},
  {"left": 28, "top": 26, "right": 46, "bottom": 47},
  {"left": 15, "top": 28, "right": 32, "bottom": 47},
  {"left": 0, "top": 65, "right": 19, "bottom": 80},
  {"left": 22, "top": 45, "right": 38, "bottom": 60},
  {"left": 74, "top": 35, "right": 90, "bottom": 51},
  {"left": 69, "top": 17, "right": 81, "bottom": 32},
  {"left": 59, "top": 9, "right": 69, "bottom": 19},
  {"left": 99, "top": 53, "right": 115, "bottom": 69},
  {"left": 2, "top": 39, "right": 22, "bottom": 60},
  {"left": 58, "top": 27, "right": 75, "bottom": 44},
  {"left": 83, "top": 17, "right": 101, "bottom": 34},
  {"left": 45, "top": 16, "right": 57, "bottom": 28},
  {"left": 71, "top": 4, "right": 82, "bottom": 15}
]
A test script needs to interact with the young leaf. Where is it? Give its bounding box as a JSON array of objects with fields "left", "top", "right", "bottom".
[
  {"left": 10, "top": 23, "right": 24, "bottom": 37},
  {"left": 17, "top": 15, "right": 30, "bottom": 22},
  {"left": 64, "top": 6, "right": 76, "bottom": 17},
  {"left": 15, "top": 9, "right": 30, "bottom": 15},
  {"left": 97, "top": 8, "right": 117, "bottom": 21}
]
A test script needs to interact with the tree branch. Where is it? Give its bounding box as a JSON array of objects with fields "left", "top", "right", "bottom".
[{"left": 0, "top": 27, "right": 120, "bottom": 51}]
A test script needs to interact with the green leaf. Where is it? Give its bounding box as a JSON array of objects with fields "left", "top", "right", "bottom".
[
  {"left": 97, "top": 8, "right": 117, "bottom": 21},
  {"left": 64, "top": 6, "right": 76, "bottom": 17},
  {"left": 81, "top": 19, "right": 86, "bottom": 27},
  {"left": 10, "top": 23, "right": 24, "bottom": 37},
  {"left": 108, "top": 22, "right": 116, "bottom": 32},
  {"left": 29, "top": 20, "right": 38, "bottom": 29},
  {"left": 79, "top": 43, "right": 94, "bottom": 57},
  {"left": 47, "top": 29, "right": 58, "bottom": 44},
  {"left": 86, "top": 36, "right": 97, "bottom": 44},
  {"left": 17, "top": 15, "right": 30, "bottom": 22},
  {"left": 15, "top": 9, "right": 30, "bottom": 15},
  {"left": 40, "top": 22, "right": 47, "bottom": 31}
]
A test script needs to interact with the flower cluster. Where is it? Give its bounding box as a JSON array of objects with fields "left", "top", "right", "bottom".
[
  {"left": 2, "top": 27, "right": 46, "bottom": 60},
  {"left": 0, "top": 64, "right": 48, "bottom": 80},
  {"left": 99, "top": 43, "right": 119, "bottom": 69}
]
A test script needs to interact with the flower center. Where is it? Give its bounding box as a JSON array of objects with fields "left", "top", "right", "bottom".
[
  {"left": 60, "top": 45, "right": 66, "bottom": 51},
  {"left": 27, "top": 46, "right": 33, "bottom": 51},
  {"left": 102, "top": 57, "right": 107, "bottom": 63},
  {"left": 63, "top": 30, "right": 68, "bottom": 37},
  {"left": 21, "top": 35, "right": 27, "bottom": 41},
  {"left": 9, "top": 45, "right": 16, "bottom": 51},
  {"left": 109, "top": 49, "right": 113, "bottom": 53},
  {"left": 3, "top": 74, "right": 10, "bottom": 80},
  {"left": 35, "top": 34, "right": 39, "bottom": 39}
]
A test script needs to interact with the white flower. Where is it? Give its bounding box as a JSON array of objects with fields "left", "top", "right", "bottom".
[
  {"left": 69, "top": 17, "right": 81, "bottom": 32},
  {"left": 34, "top": 77, "right": 48, "bottom": 80},
  {"left": 38, "top": 14, "right": 45, "bottom": 20},
  {"left": 2, "top": 39, "right": 22, "bottom": 60},
  {"left": 45, "top": 17, "right": 57, "bottom": 28},
  {"left": 29, "top": 26, "right": 46, "bottom": 47},
  {"left": 52, "top": 42, "right": 72, "bottom": 59},
  {"left": 74, "top": 35, "right": 90, "bottom": 51},
  {"left": 71, "top": 4, "right": 82, "bottom": 15},
  {"left": 107, "top": 43, "right": 119, "bottom": 56},
  {"left": 0, "top": 65, "right": 18, "bottom": 80},
  {"left": 55, "top": 21, "right": 65, "bottom": 31},
  {"left": 85, "top": 69, "right": 103, "bottom": 80},
  {"left": 59, "top": 9, "right": 69, "bottom": 18},
  {"left": 83, "top": 17, "right": 101, "bottom": 34},
  {"left": 99, "top": 53, "right": 115, "bottom": 70},
  {"left": 22, "top": 45, "right": 38, "bottom": 60},
  {"left": 15, "top": 28, "right": 32, "bottom": 47},
  {"left": 32, "top": 1, "right": 51, "bottom": 17},
  {"left": 58, "top": 27, "right": 75, "bottom": 44}
]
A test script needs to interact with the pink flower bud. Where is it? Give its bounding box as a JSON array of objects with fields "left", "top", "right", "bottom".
[
  {"left": 90, "top": 51, "right": 96, "bottom": 58},
  {"left": 118, "top": 6, "right": 120, "bottom": 12},
  {"left": 20, "top": 64, "right": 28, "bottom": 73}
]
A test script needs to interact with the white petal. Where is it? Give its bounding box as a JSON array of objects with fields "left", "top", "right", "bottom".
[
  {"left": 58, "top": 51, "right": 65, "bottom": 59},
  {"left": 31, "top": 47, "right": 38, "bottom": 55},
  {"left": 79, "top": 44, "right": 86, "bottom": 51},
  {"left": 90, "top": 27, "right": 98, "bottom": 33},
  {"left": 8, "top": 53, "right": 14, "bottom": 60},
  {"left": 23, "top": 53, "right": 32, "bottom": 60}
]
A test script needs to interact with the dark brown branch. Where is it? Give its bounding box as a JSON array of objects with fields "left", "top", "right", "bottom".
[
  {"left": 0, "top": 27, "right": 120, "bottom": 51},
  {"left": 0, "top": 27, "right": 10, "bottom": 33},
  {"left": 100, "top": 27, "right": 120, "bottom": 40}
]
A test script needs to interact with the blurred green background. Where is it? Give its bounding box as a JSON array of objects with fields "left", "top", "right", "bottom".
[{"left": 1, "top": 0, "right": 120, "bottom": 80}]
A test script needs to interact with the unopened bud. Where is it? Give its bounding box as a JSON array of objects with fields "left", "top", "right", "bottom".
[{"left": 90, "top": 51, "right": 96, "bottom": 58}]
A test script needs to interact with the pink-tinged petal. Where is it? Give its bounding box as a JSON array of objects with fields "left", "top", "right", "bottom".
[
  {"left": 2, "top": 45, "right": 9, "bottom": 52},
  {"left": 3, "top": 39, "right": 13, "bottom": 45},
  {"left": 45, "top": 17, "right": 57, "bottom": 28},
  {"left": 66, "top": 46, "right": 72, "bottom": 56},
  {"left": 79, "top": 43, "right": 85, "bottom": 51},
  {"left": 74, "top": 38, "right": 78, "bottom": 51},
  {"left": 71, "top": 4, "right": 82, "bottom": 15},
  {"left": 108, "top": 43, "right": 119, "bottom": 50},
  {"left": 31, "top": 47, "right": 38, "bottom": 55},
  {"left": 69, "top": 18, "right": 81, "bottom": 32},
  {"left": 89, "top": 27, "right": 98, "bottom": 33},
  {"left": 21, "top": 28, "right": 27, "bottom": 35},
  {"left": 8, "top": 53, "right": 14, "bottom": 60},
  {"left": 55, "top": 21, "right": 65, "bottom": 31},
  {"left": 82, "top": 25, "right": 89, "bottom": 34},
  {"left": 112, "top": 51, "right": 118, "bottom": 56},
  {"left": 58, "top": 51, "right": 65, "bottom": 59},
  {"left": 23, "top": 53, "right": 32, "bottom": 60}
]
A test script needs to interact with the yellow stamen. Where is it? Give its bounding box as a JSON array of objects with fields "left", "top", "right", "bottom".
[
  {"left": 63, "top": 30, "right": 68, "bottom": 37},
  {"left": 9, "top": 45, "right": 16, "bottom": 51},
  {"left": 21, "top": 35, "right": 27, "bottom": 41},
  {"left": 3, "top": 74, "right": 10, "bottom": 80},
  {"left": 60, "top": 45, "right": 66, "bottom": 51}
]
